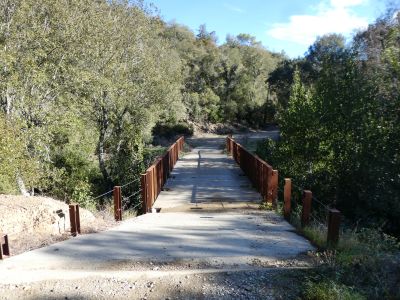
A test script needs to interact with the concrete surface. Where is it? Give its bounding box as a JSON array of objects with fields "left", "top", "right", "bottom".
[
  {"left": 0, "top": 135, "right": 314, "bottom": 285},
  {"left": 153, "top": 147, "right": 261, "bottom": 210}
]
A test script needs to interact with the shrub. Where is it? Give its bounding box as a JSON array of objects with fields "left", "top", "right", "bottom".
[
  {"left": 71, "top": 180, "right": 96, "bottom": 210},
  {"left": 303, "top": 281, "right": 365, "bottom": 300},
  {"left": 152, "top": 121, "right": 194, "bottom": 138}
]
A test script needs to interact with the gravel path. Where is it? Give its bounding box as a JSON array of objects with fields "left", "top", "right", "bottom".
[{"left": 0, "top": 259, "right": 314, "bottom": 300}]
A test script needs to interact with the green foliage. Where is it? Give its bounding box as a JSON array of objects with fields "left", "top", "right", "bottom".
[
  {"left": 303, "top": 225, "right": 328, "bottom": 249},
  {"left": 0, "top": 115, "right": 40, "bottom": 193},
  {"left": 71, "top": 181, "right": 95, "bottom": 210},
  {"left": 0, "top": 1, "right": 185, "bottom": 203},
  {"left": 152, "top": 122, "right": 194, "bottom": 138},
  {"left": 259, "top": 202, "right": 274, "bottom": 211},
  {"left": 300, "top": 226, "right": 400, "bottom": 299},
  {"left": 163, "top": 24, "right": 284, "bottom": 126},
  {"left": 303, "top": 281, "right": 365, "bottom": 300},
  {"left": 258, "top": 13, "right": 400, "bottom": 235}
]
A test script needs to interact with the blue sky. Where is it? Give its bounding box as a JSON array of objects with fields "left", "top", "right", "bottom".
[{"left": 146, "top": 0, "right": 387, "bottom": 57}]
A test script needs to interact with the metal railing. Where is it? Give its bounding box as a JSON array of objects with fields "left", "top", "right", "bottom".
[
  {"left": 140, "top": 136, "right": 184, "bottom": 214},
  {"left": 227, "top": 136, "right": 341, "bottom": 247},
  {"left": 226, "top": 136, "right": 277, "bottom": 204}
]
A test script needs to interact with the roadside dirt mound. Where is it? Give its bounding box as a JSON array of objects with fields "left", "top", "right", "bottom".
[{"left": 0, "top": 195, "right": 116, "bottom": 256}]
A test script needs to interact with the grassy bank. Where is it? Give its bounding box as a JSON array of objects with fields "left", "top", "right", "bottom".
[{"left": 277, "top": 204, "right": 400, "bottom": 299}]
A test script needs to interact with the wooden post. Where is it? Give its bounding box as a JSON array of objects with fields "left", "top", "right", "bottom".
[
  {"left": 301, "top": 190, "right": 312, "bottom": 227},
  {"left": 284, "top": 178, "right": 292, "bottom": 220},
  {"left": 75, "top": 204, "right": 81, "bottom": 234},
  {"left": 266, "top": 165, "right": 273, "bottom": 203},
  {"left": 272, "top": 169, "right": 278, "bottom": 208},
  {"left": 141, "top": 173, "right": 147, "bottom": 215},
  {"left": 148, "top": 168, "right": 153, "bottom": 207},
  {"left": 0, "top": 234, "right": 10, "bottom": 259},
  {"left": 113, "top": 186, "right": 122, "bottom": 221},
  {"left": 152, "top": 167, "right": 156, "bottom": 205},
  {"left": 69, "top": 203, "right": 81, "bottom": 236},
  {"left": 327, "top": 209, "right": 341, "bottom": 247}
]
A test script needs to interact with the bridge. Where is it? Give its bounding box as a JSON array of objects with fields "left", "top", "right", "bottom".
[{"left": 0, "top": 134, "right": 317, "bottom": 298}]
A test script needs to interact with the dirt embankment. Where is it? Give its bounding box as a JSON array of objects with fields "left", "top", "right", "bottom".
[{"left": 0, "top": 195, "right": 116, "bottom": 256}]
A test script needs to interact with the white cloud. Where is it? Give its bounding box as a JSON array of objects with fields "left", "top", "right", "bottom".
[
  {"left": 330, "top": 0, "right": 365, "bottom": 8},
  {"left": 223, "top": 3, "right": 245, "bottom": 14},
  {"left": 267, "top": 0, "right": 368, "bottom": 46}
]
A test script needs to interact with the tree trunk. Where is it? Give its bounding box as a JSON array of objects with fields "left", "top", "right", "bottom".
[
  {"left": 5, "top": 87, "right": 12, "bottom": 116},
  {"left": 16, "top": 174, "right": 30, "bottom": 196},
  {"left": 98, "top": 106, "right": 111, "bottom": 184}
]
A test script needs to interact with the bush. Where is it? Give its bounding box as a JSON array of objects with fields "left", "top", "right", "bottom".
[
  {"left": 152, "top": 121, "right": 193, "bottom": 138},
  {"left": 303, "top": 281, "right": 365, "bottom": 300},
  {"left": 301, "top": 226, "right": 400, "bottom": 299},
  {"left": 71, "top": 180, "right": 96, "bottom": 210}
]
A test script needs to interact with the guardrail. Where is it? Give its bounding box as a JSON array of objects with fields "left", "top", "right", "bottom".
[
  {"left": 226, "top": 136, "right": 277, "bottom": 205},
  {"left": 226, "top": 136, "right": 341, "bottom": 247},
  {"left": 141, "top": 136, "right": 184, "bottom": 214}
]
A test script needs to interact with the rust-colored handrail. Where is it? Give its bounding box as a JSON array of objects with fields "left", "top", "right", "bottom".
[
  {"left": 227, "top": 136, "right": 341, "bottom": 246},
  {"left": 140, "top": 136, "right": 184, "bottom": 214},
  {"left": 226, "top": 136, "right": 275, "bottom": 204}
]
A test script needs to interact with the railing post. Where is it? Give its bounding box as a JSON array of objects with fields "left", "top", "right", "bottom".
[
  {"left": 284, "top": 178, "right": 291, "bottom": 220},
  {"left": 141, "top": 173, "right": 147, "bottom": 215},
  {"left": 272, "top": 169, "right": 278, "bottom": 208},
  {"left": 301, "top": 190, "right": 312, "bottom": 227},
  {"left": 69, "top": 203, "right": 81, "bottom": 236},
  {"left": 266, "top": 165, "right": 273, "bottom": 203},
  {"left": 0, "top": 233, "right": 10, "bottom": 259},
  {"left": 113, "top": 186, "right": 122, "bottom": 221},
  {"left": 327, "top": 209, "right": 341, "bottom": 247},
  {"left": 152, "top": 167, "right": 156, "bottom": 205},
  {"left": 147, "top": 172, "right": 151, "bottom": 213}
]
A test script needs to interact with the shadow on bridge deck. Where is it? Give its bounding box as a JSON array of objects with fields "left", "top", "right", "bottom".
[{"left": 153, "top": 139, "right": 261, "bottom": 211}]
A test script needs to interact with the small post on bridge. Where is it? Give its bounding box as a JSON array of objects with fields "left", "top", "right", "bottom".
[
  {"left": 301, "top": 190, "right": 312, "bottom": 227},
  {"left": 140, "top": 173, "right": 147, "bottom": 214},
  {"left": 113, "top": 186, "right": 122, "bottom": 221},
  {"left": 266, "top": 165, "right": 273, "bottom": 203},
  {"left": 69, "top": 203, "right": 81, "bottom": 236},
  {"left": 271, "top": 169, "right": 278, "bottom": 208},
  {"left": 0, "top": 233, "right": 10, "bottom": 259},
  {"left": 284, "top": 178, "right": 291, "bottom": 220},
  {"left": 267, "top": 168, "right": 278, "bottom": 206}
]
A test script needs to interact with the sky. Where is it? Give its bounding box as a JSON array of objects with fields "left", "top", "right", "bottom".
[{"left": 145, "top": 0, "right": 388, "bottom": 57}]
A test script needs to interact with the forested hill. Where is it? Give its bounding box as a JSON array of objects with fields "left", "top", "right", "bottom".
[
  {"left": 1, "top": 1, "right": 400, "bottom": 237},
  {"left": 0, "top": 1, "right": 283, "bottom": 200}
]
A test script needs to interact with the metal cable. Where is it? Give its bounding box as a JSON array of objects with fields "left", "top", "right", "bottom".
[
  {"left": 310, "top": 213, "right": 326, "bottom": 227},
  {"left": 122, "top": 189, "right": 142, "bottom": 201},
  {"left": 92, "top": 189, "right": 114, "bottom": 200},
  {"left": 121, "top": 189, "right": 142, "bottom": 210},
  {"left": 291, "top": 182, "right": 306, "bottom": 191},
  {"left": 283, "top": 180, "right": 331, "bottom": 212},
  {"left": 122, "top": 199, "right": 142, "bottom": 211},
  {"left": 312, "top": 196, "right": 330, "bottom": 211},
  {"left": 130, "top": 202, "right": 142, "bottom": 211},
  {"left": 120, "top": 178, "right": 140, "bottom": 189}
]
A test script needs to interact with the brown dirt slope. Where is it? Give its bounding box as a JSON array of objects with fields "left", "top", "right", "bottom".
[{"left": 0, "top": 195, "right": 115, "bottom": 256}]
